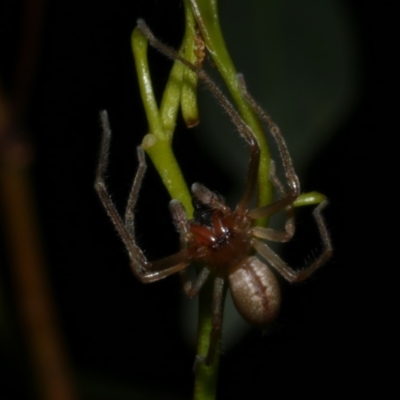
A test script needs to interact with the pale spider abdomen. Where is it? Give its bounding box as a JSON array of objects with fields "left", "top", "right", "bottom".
[{"left": 229, "top": 256, "right": 281, "bottom": 326}]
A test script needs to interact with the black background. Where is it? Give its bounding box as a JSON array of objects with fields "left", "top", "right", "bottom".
[{"left": 1, "top": 1, "right": 388, "bottom": 399}]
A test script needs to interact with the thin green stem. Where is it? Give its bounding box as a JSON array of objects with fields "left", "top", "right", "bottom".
[
  {"left": 181, "top": 0, "right": 200, "bottom": 127},
  {"left": 132, "top": 28, "right": 166, "bottom": 142},
  {"left": 159, "top": 59, "right": 184, "bottom": 140},
  {"left": 131, "top": 27, "right": 193, "bottom": 215},
  {"left": 189, "top": 0, "right": 273, "bottom": 212},
  {"left": 193, "top": 279, "right": 224, "bottom": 400}
]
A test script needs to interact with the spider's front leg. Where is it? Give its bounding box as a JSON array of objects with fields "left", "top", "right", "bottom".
[
  {"left": 95, "top": 111, "right": 190, "bottom": 283},
  {"left": 168, "top": 199, "right": 211, "bottom": 297}
]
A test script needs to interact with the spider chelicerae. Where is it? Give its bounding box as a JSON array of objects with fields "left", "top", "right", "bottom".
[{"left": 95, "top": 20, "right": 332, "bottom": 365}]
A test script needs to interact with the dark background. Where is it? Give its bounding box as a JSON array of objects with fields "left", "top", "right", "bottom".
[{"left": 1, "top": 0, "right": 386, "bottom": 399}]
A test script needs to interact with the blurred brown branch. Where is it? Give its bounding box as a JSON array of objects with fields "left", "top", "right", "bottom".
[{"left": 0, "top": 1, "right": 78, "bottom": 399}]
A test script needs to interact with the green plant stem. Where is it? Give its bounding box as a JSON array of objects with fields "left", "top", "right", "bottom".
[
  {"left": 131, "top": 27, "right": 193, "bottom": 215},
  {"left": 189, "top": 0, "right": 273, "bottom": 211},
  {"left": 159, "top": 59, "right": 185, "bottom": 140},
  {"left": 159, "top": 0, "right": 200, "bottom": 135},
  {"left": 193, "top": 278, "right": 226, "bottom": 400},
  {"left": 180, "top": 0, "right": 200, "bottom": 127}
]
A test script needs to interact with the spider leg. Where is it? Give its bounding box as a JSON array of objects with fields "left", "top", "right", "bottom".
[
  {"left": 252, "top": 200, "right": 332, "bottom": 283},
  {"left": 237, "top": 74, "right": 300, "bottom": 196},
  {"left": 169, "top": 197, "right": 219, "bottom": 366},
  {"left": 95, "top": 111, "right": 191, "bottom": 283},
  {"left": 269, "top": 159, "right": 288, "bottom": 197},
  {"left": 192, "top": 277, "right": 225, "bottom": 369},
  {"left": 124, "top": 146, "right": 146, "bottom": 237},
  {"left": 180, "top": 267, "right": 210, "bottom": 297},
  {"left": 252, "top": 225, "right": 293, "bottom": 243},
  {"left": 169, "top": 199, "right": 212, "bottom": 296},
  {"left": 251, "top": 160, "right": 295, "bottom": 242},
  {"left": 189, "top": 276, "right": 225, "bottom": 366},
  {"left": 247, "top": 192, "right": 297, "bottom": 220},
  {"left": 143, "top": 252, "right": 190, "bottom": 283},
  {"left": 191, "top": 183, "right": 229, "bottom": 213},
  {"left": 205, "top": 277, "right": 225, "bottom": 365},
  {"left": 169, "top": 199, "right": 192, "bottom": 245},
  {"left": 95, "top": 111, "right": 146, "bottom": 265},
  {"left": 247, "top": 146, "right": 298, "bottom": 220},
  {"left": 236, "top": 129, "right": 260, "bottom": 212}
]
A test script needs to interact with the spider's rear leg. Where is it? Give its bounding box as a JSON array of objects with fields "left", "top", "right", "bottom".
[
  {"left": 170, "top": 194, "right": 223, "bottom": 366},
  {"left": 237, "top": 74, "right": 300, "bottom": 195},
  {"left": 193, "top": 277, "right": 225, "bottom": 368},
  {"left": 205, "top": 277, "right": 225, "bottom": 365},
  {"left": 253, "top": 200, "right": 332, "bottom": 283},
  {"left": 250, "top": 160, "right": 295, "bottom": 243}
]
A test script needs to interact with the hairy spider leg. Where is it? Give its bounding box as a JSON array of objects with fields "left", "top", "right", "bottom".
[
  {"left": 237, "top": 73, "right": 300, "bottom": 196},
  {"left": 168, "top": 199, "right": 212, "bottom": 297},
  {"left": 251, "top": 160, "right": 295, "bottom": 242},
  {"left": 95, "top": 111, "right": 191, "bottom": 283},
  {"left": 252, "top": 200, "right": 332, "bottom": 283}
]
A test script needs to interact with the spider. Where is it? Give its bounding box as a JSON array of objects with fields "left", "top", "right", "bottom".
[{"left": 95, "top": 20, "right": 332, "bottom": 366}]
